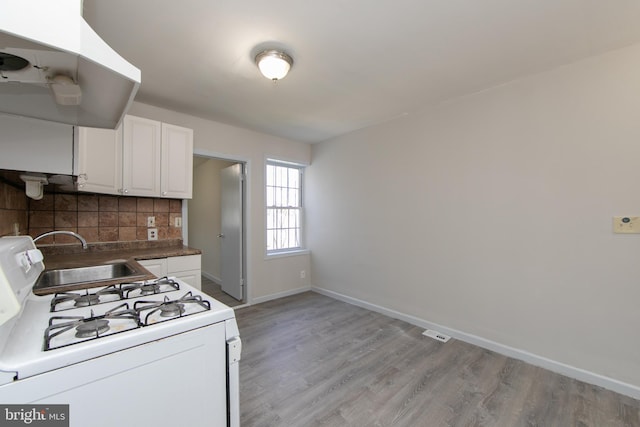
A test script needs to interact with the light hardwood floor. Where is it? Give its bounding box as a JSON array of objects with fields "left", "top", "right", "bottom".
[
  {"left": 236, "top": 291, "right": 640, "bottom": 427},
  {"left": 200, "top": 276, "right": 243, "bottom": 307}
]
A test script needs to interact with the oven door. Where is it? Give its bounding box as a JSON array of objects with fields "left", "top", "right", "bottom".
[{"left": 0, "top": 323, "right": 228, "bottom": 427}]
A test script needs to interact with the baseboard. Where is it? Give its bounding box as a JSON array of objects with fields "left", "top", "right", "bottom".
[
  {"left": 251, "top": 286, "right": 311, "bottom": 305},
  {"left": 201, "top": 271, "right": 221, "bottom": 284},
  {"left": 311, "top": 286, "right": 640, "bottom": 400}
]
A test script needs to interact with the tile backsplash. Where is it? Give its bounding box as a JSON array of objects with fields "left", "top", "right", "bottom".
[
  {"left": 0, "top": 181, "right": 183, "bottom": 244},
  {"left": 0, "top": 181, "right": 28, "bottom": 236}
]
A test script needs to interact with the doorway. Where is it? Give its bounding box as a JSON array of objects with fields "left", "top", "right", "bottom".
[{"left": 187, "top": 155, "right": 246, "bottom": 307}]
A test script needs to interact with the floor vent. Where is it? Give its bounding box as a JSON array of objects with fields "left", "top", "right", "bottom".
[{"left": 422, "top": 329, "right": 451, "bottom": 343}]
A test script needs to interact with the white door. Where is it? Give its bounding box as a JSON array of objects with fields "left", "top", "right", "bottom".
[{"left": 219, "top": 164, "right": 243, "bottom": 300}]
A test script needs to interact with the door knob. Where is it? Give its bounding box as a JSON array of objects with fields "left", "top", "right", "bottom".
[{"left": 217, "top": 233, "right": 225, "bottom": 238}]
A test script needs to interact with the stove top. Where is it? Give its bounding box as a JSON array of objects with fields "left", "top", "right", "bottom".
[
  {"left": 0, "top": 237, "right": 236, "bottom": 380},
  {"left": 43, "top": 278, "right": 214, "bottom": 351},
  {"left": 45, "top": 303, "right": 140, "bottom": 351},
  {"left": 49, "top": 277, "right": 181, "bottom": 312},
  {"left": 0, "top": 274, "right": 235, "bottom": 380}
]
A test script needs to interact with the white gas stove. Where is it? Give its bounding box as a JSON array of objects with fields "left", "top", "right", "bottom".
[{"left": 0, "top": 236, "right": 241, "bottom": 427}]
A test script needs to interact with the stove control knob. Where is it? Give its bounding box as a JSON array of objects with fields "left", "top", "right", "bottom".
[{"left": 16, "top": 249, "right": 44, "bottom": 272}]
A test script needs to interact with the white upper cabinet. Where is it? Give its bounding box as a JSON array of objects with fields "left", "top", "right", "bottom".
[
  {"left": 76, "top": 125, "right": 122, "bottom": 195},
  {"left": 122, "top": 115, "right": 162, "bottom": 197},
  {"left": 77, "top": 115, "right": 194, "bottom": 199},
  {"left": 161, "top": 123, "right": 193, "bottom": 199},
  {"left": 0, "top": 114, "right": 74, "bottom": 175}
]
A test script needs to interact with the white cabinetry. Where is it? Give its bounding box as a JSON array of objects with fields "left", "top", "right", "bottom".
[
  {"left": 137, "top": 257, "right": 167, "bottom": 278},
  {"left": 161, "top": 123, "right": 193, "bottom": 199},
  {"left": 168, "top": 255, "right": 201, "bottom": 289},
  {"left": 122, "top": 115, "right": 161, "bottom": 197},
  {"left": 76, "top": 115, "right": 193, "bottom": 198},
  {"left": 76, "top": 125, "right": 122, "bottom": 194},
  {"left": 138, "top": 255, "right": 201, "bottom": 290},
  {"left": 0, "top": 114, "right": 74, "bottom": 175}
]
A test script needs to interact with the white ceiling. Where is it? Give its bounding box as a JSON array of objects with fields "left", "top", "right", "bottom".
[{"left": 82, "top": 0, "right": 640, "bottom": 143}]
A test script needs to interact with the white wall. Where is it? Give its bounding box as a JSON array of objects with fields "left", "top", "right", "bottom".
[
  {"left": 306, "top": 42, "right": 640, "bottom": 392},
  {"left": 129, "top": 102, "right": 312, "bottom": 301},
  {"left": 188, "top": 158, "right": 234, "bottom": 282}
]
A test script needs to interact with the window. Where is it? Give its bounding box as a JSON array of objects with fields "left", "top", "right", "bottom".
[{"left": 266, "top": 160, "right": 304, "bottom": 253}]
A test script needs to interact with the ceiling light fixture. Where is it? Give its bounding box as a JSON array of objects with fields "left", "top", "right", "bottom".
[{"left": 255, "top": 49, "right": 293, "bottom": 81}]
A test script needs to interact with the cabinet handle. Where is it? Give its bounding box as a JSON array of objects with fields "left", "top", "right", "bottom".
[
  {"left": 123, "top": 189, "right": 129, "bottom": 194},
  {"left": 162, "top": 191, "right": 167, "bottom": 196}
]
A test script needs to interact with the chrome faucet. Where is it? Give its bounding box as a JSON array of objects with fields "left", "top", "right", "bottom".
[{"left": 33, "top": 231, "right": 88, "bottom": 249}]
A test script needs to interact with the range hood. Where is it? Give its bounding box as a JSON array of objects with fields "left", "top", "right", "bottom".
[{"left": 0, "top": 0, "right": 141, "bottom": 129}]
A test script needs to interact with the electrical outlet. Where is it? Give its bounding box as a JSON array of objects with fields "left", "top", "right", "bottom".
[
  {"left": 147, "top": 228, "right": 158, "bottom": 240},
  {"left": 613, "top": 216, "right": 640, "bottom": 233},
  {"left": 174, "top": 216, "right": 182, "bottom": 227},
  {"left": 300, "top": 270, "right": 306, "bottom": 279},
  {"left": 147, "top": 216, "right": 156, "bottom": 227}
]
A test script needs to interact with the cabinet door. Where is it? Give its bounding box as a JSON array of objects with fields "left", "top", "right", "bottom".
[
  {"left": 76, "top": 126, "right": 122, "bottom": 195},
  {"left": 122, "top": 115, "right": 161, "bottom": 197},
  {"left": 168, "top": 255, "right": 201, "bottom": 290},
  {"left": 173, "top": 271, "right": 201, "bottom": 290},
  {"left": 167, "top": 254, "right": 201, "bottom": 273},
  {"left": 161, "top": 123, "right": 193, "bottom": 199},
  {"left": 137, "top": 258, "right": 168, "bottom": 278},
  {"left": 0, "top": 115, "right": 74, "bottom": 175}
]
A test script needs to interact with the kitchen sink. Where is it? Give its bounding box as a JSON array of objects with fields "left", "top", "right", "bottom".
[{"left": 33, "top": 262, "right": 146, "bottom": 291}]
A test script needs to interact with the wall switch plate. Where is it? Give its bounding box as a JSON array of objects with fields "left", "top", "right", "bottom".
[
  {"left": 147, "top": 228, "right": 158, "bottom": 240},
  {"left": 147, "top": 216, "right": 156, "bottom": 227},
  {"left": 613, "top": 216, "right": 640, "bottom": 233},
  {"left": 174, "top": 217, "right": 182, "bottom": 227},
  {"left": 300, "top": 270, "right": 306, "bottom": 279}
]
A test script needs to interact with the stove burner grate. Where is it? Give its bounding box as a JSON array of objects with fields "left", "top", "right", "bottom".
[
  {"left": 50, "top": 285, "right": 124, "bottom": 312},
  {"left": 121, "top": 277, "right": 180, "bottom": 298},
  {"left": 134, "top": 292, "right": 211, "bottom": 326},
  {"left": 44, "top": 303, "right": 140, "bottom": 351}
]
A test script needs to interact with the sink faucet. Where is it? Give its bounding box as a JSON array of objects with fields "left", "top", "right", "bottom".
[{"left": 33, "top": 231, "right": 88, "bottom": 249}]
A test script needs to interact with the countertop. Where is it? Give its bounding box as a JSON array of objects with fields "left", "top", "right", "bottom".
[
  {"left": 42, "top": 244, "right": 201, "bottom": 269},
  {"left": 33, "top": 239, "right": 201, "bottom": 295}
]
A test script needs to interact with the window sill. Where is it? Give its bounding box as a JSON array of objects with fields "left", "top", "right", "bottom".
[{"left": 265, "top": 249, "right": 310, "bottom": 260}]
